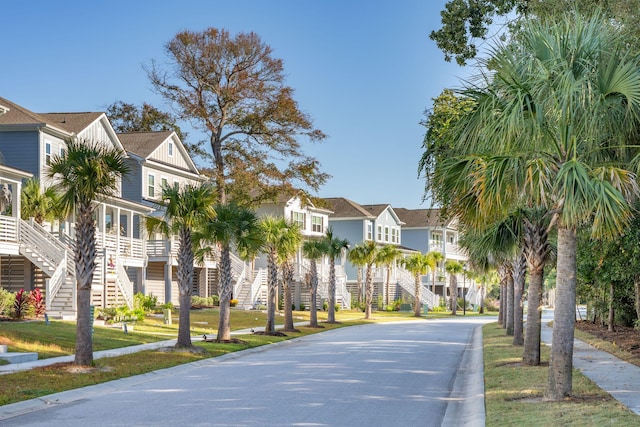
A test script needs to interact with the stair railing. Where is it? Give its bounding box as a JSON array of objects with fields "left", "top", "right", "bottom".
[
  {"left": 396, "top": 266, "right": 440, "bottom": 308},
  {"left": 115, "top": 260, "right": 134, "bottom": 308},
  {"left": 250, "top": 268, "right": 268, "bottom": 306}
]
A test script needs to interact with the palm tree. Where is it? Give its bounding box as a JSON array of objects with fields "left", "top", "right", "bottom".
[
  {"left": 277, "top": 222, "right": 302, "bottom": 331},
  {"left": 260, "top": 216, "right": 291, "bottom": 334},
  {"left": 147, "top": 183, "right": 216, "bottom": 348},
  {"left": 48, "top": 139, "right": 129, "bottom": 366},
  {"left": 428, "top": 14, "right": 640, "bottom": 399},
  {"left": 445, "top": 260, "right": 463, "bottom": 315},
  {"left": 351, "top": 241, "right": 379, "bottom": 320},
  {"left": 402, "top": 252, "right": 431, "bottom": 317},
  {"left": 427, "top": 251, "right": 444, "bottom": 295},
  {"left": 302, "top": 238, "right": 329, "bottom": 327},
  {"left": 322, "top": 227, "right": 349, "bottom": 323},
  {"left": 376, "top": 244, "right": 402, "bottom": 307},
  {"left": 195, "top": 202, "right": 261, "bottom": 342},
  {"left": 347, "top": 244, "right": 367, "bottom": 305},
  {"left": 20, "top": 178, "right": 63, "bottom": 225}
]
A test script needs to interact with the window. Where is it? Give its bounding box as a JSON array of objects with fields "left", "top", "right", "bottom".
[
  {"left": 60, "top": 147, "right": 66, "bottom": 157},
  {"left": 384, "top": 226, "right": 389, "bottom": 242},
  {"left": 161, "top": 177, "right": 168, "bottom": 190},
  {"left": 292, "top": 211, "right": 305, "bottom": 228},
  {"left": 366, "top": 223, "right": 373, "bottom": 240},
  {"left": 391, "top": 228, "right": 397, "bottom": 243},
  {"left": 173, "top": 179, "right": 180, "bottom": 189},
  {"left": 377, "top": 225, "right": 382, "bottom": 241},
  {"left": 148, "top": 174, "right": 155, "bottom": 198},
  {"left": 312, "top": 215, "right": 323, "bottom": 233},
  {"left": 45, "top": 142, "right": 52, "bottom": 165},
  {"left": 168, "top": 141, "right": 174, "bottom": 157}
]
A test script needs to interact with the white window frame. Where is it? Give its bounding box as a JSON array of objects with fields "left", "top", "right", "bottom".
[
  {"left": 384, "top": 226, "right": 389, "bottom": 242},
  {"left": 377, "top": 225, "right": 382, "bottom": 241},
  {"left": 45, "top": 142, "right": 52, "bottom": 165},
  {"left": 148, "top": 174, "right": 155, "bottom": 198},
  {"left": 311, "top": 215, "right": 323, "bottom": 233},
  {"left": 161, "top": 177, "right": 168, "bottom": 190},
  {"left": 292, "top": 211, "right": 305, "bottom": 229},
  {"left": 366, "top": 223, "right": 373, "bottom": 240},
  {"left": 168, "top": 141, "right": 174, "bottom": 157}
]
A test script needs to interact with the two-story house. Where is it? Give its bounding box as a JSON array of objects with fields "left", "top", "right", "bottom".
[
  {"left": 0, "top": 96, "right": 153, "bottom": 318},
  {"left": 251, "top": 194, "right": 341, "bottom": 309},
  {"left": 395, "top": 208, "right": 471, "bottom": 300},
  {"left": 118, "top": 131, "right": 213, "bottom": 305}
]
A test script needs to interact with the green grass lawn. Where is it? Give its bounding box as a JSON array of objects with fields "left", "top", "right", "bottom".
[{"left": 483, "top": 322, "right": 639, "bottom": 426}]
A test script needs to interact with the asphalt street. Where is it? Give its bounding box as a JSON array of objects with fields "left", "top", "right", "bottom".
[{"left": 1, "top": 318, "right": 492, "bottom": 427}]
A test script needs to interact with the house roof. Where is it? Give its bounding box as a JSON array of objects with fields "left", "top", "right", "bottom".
[
  {"left": 0, "top": 97, "right": 71, "bottom": 136},
  {"left": 394, "top": 208, "right": 447, "bottom": 228},
  {"left": 118, "top": 131, "right": 174, "bottom": 158},
  {"left": 39, "top": 112, "right": 103, "bottom": 134},
  {"left": 361, "top": 204, "right": 389, "bottom": 217},
  {"left": 323, "top": 197, "right": 374, "bottom": 219}
]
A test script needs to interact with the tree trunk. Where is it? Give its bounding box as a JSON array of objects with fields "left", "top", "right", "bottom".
[
  {"left": 479, "top": 283, "right": 485, "bottom": 314},
  {"left": 282, "top": 261, "right": 296, "bottom": 331},
  {"left": 364, "top": 264, "right": 373, "bottom": 319},
  {"left": 265, "top": 250, "right": 278, "bottom": 334},
  {"left": 608, "top": 282, "right": 615, "bottom": 332},
  {"left": 506, "top": 267, "right": 514, "bottom": 336},
  {"left": 546, "top": 226, "right": 577, "bottom": 400},
  {"left": 635, "top": 275, "right": 640, "bottom": 321},
  {"left": 216, "top": 247, "right": 232, "bottom": 341},
  {"left": 328, "top": 258, "right": 336, "bottom": 323},
  {"left": 385, "top": 265, "right": 391, "bottom": 307},
  {"left": 449, "top": 274, "right": 457, "bottom": 315},
  {"left": 74, "top": 202, "right": 96, "bottom": 366},
  {"left": 175, "top": 227, "right": 194, "bottom": 348},
  {"left": 414, "top": 273, "right": 422, "bottom": 317},
  {"left": 357, "top": 267, "right": 363, "bottom": 304},
  {"left": 498, "top": 276, "right": 505, "bottom": 327},
  {"left": 309, "top": 261, "right": 319, "bottom": 327},
  {"left": 513, "top": 253, "right": 526, "bottom": 346}
]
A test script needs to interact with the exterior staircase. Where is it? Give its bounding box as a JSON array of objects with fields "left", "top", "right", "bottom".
[{"left": 396, "top": 267, "right": 440, "bottom": 309}]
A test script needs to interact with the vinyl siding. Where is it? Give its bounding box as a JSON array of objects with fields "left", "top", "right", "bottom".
[
  {"left": 0, "top": 131, "right": 41, "bottom": 177},
  {"left": 122, "top": 159, "right": 143, "bottom": 202},
  {"left": 149, "top": 137, "right": 191, "bottom": 170}
]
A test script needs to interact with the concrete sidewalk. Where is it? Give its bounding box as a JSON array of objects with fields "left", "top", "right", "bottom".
[{"left": 541, "top": 320, "right": 640, "bottom": 416}]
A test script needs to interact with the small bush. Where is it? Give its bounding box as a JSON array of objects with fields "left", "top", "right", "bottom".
[
  {"left": 0, "top": 288, "right": 15, "bottom": 317},
  {"left": 29, "top": 288, "right": 46, "bottom": 317},
  {"left": 384, "top": 304, "right": 394, "bottom": 312},
  {"left": 192, "top": 295, "right": 220, "bottom": 307},
  {"left": 230, "top": 299, "right": 238, "bottom": 307},
  {"left": 134, "top": 293, "right": 158, "bottom": 312},
  {"left": 299, "top": 303, "right": 306, "bottom": 311},
  {"left": 334, "top": 304, "right": 340, "bottom": 313},
  {"left": 322, "top": 301, "right": 328, "bottom": 311},
  {"left": 484, "top": 298, "right": 499, "bottom": 312},
  {"left": 12, "top": 289, "right": 29, "bottom": 319}
]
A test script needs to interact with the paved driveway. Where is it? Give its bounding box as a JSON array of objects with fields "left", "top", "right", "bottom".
[{"left": 1, "top": 318, "right": 491, "bottom": 427}]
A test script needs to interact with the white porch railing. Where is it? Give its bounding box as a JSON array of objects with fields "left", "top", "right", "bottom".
[
  {"left": 115, "top": 260, "right": 134, "bottom": 308},
  {"left": 45, "top": 253, "right": 67, "bottom": 310},
  {"left": 251, "top": 268, "right": 268, "bottom": 305},
  {"left": 0, "top": 216, "right": 18, "bottom": 243},
  {"left": 396, "top": 267, "right": 440, "bottom": 309},
  {"left": 336, "top": 276, "right": 351, "bottom": 309}
]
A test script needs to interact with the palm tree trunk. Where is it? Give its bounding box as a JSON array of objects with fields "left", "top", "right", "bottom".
[
  {"left": 449, "top": 275, "right": 457, "bottom": 315},
  {"left": 266, "top": 250, "right": 278, "bottom": 334},
  {"left": 546, "top": 226, "right": 577, "bottom": 400},
  {"left": 74, "top": 202, "right": 96, "bottom": 366},
  {"left": 309, "top": 261, "right": 319, "bottom": 327},
  {"left": 523, "top": 216, "right": 548, "bottom": 365},
  {"left": 479, "top": 282, "right": 485, "bottom": 314},
  {"left": 175, "top": 227, "right": 194, "bottom": 348},
  {"left": 364, "top": 264, "right": 373, "bottom": 319},
  {"left": 506, "top": 268, "right": 514, "bottom": 336},
  {"left": 635, "top": 275, "right": 640, "bottom": 321},
  {"left": 512, "top": 253, "right": 526, "bottom": 346},
  {"left": 357, "top": 267, "right": 363, "bottom": 303},
  {"left": 216, "top": 247, "right": 232, "bottom": 341},
  {"left": 328, "top": 258, "right": 336, "bottom": 323},
  {"left": 498, "top": 277, "right": 505, "bottom": 327},
  {"left": 385, "top": 266, "right": 391, "bottom": 307},
  {"left": 608, "top": 282, "right": 615, "bottom": 332},
  {"left": 414, "top": 273, "right": 422, "bottom": 317},
  {"left": 282, "top": 261, "right": 296, "bottom": 331}
]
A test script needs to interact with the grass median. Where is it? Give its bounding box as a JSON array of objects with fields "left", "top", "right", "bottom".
[{"left": 483, "top": 322, "right": 639, "bottom": 426}]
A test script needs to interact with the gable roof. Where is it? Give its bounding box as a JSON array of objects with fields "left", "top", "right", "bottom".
[
  {"left": 39, "top": 112, "right": 103, "bottom": 134},
  {"left": 118, "top": 131, "right": 175, "bottom": 158},
  {"left": 0, "top": 97, "right": 71, "bottom": 136},
  {"left": 394, "top": 208, "right": 447, "bottom": 228},
  {"left": 323, "top": 197, "right": 374, "bottom": 219}
]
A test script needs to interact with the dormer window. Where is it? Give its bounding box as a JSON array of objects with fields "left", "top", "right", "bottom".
[
  {"left": 148, "top": 174, "right": 155, "bottom": 198},
  {"left": 168, "top": 141, "right": 174, "bottom": 157}
]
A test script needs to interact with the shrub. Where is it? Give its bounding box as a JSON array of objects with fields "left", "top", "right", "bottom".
[
  {"left": 393, "top": 299, "right": 403, "bottom": 311},
  {"left": 134, "top": 293, "right": 158, "bottom": 312},
  {"left": 0, "top": 288, "right": 15, "bottom": 317},
  {"left": 160, "top": 301, "right": 174, "bottom": 311},
  {"left": 484, "top": 298, "right": 499, "bottom": 312},
  {"left": 334, "top": 303, "right": 340, "bottom": 313},
  {"left": 29, "top": 288, "right": 46, "bottom": 317},
  {"left": 384, "top": 304, "right": 394, "bottom": 312},
  {"left": 230, "top": 299, "right": 238, "bottom": 307},
  {"left": 12, "top": 289, "right": 29, "bottom": 319},
  {"left": 299, "top": 303, "right": 306, "bottom": 311},
  {"left": 322, "top": 301, "right": 328, "bottom": 311}
]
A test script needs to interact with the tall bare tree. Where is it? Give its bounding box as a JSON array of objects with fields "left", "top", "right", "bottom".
[{"left": 147, "top": 28, "right": 328, "bottom": 205}]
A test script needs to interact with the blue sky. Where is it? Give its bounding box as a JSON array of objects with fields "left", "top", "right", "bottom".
[{"left": 1, "top": 0, "right": 478, "bottom": 209}]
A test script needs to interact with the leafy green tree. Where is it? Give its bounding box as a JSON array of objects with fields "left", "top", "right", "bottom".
[
  {"left": 147, "top": 28, "right": 328, "bottom": 205},
  {"left": 347, "top": 244, "right": 368, "bottom": 304},
  {"left": 322, "top": 228, "right": 349, "bottom": 323},
  {"left": 402, "top": 252, "right": 432, "bottom": 317},
  {"left": 20, "top": 178, "right": 63, "bottom": 225},
  {"left": 106, "top": 101, "right": 186, "bottom": 142},
  {"left": 428, "top": 13, "right": 640, "bottom": 399},
  {"left": 147, "top": 183, "right": 217, "bottom": 348},
  {"left": 195, "top": 202, "right": 261, "bottom": 341},
  {"left": 302, "top": 238, "right": 329, "bottom": 327},
  {"left": 376, "top": 244, "right": 402, "bottom": 307},
  {"left": 350, "top": 241, "right": 379, "bottom": 320},
  {"left": 48, "top": 139, "right": 129, "bottom": 366},
  {"left": 426, "top": 251, "right": 444, "bottom": 295}
]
